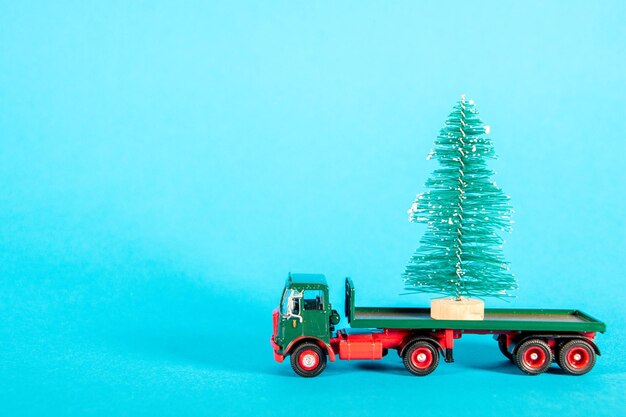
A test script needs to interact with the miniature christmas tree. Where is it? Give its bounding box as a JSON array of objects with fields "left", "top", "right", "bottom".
[{"left": 403, "top": 95, "right": 516, "bottom": 317}]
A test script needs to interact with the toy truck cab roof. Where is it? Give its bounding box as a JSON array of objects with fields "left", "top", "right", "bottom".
[{"left": 286, "top": 273, "right": 328, "bottom": 288}]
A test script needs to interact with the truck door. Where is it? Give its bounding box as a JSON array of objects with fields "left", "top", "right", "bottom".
[{"left": 301, "top": 289, "right": 329, "bottom": 339}]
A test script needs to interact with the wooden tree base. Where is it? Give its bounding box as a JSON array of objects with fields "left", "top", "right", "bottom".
[{"left": 430, "top": 297, "right": 484, "bottom": 320}]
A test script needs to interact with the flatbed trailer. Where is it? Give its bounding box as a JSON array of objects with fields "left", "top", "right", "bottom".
[
  {"left": 347, "top": 278, "right": 606, "bottom": 333},
  {"left": 271, "top": 274, "right": 606, "bottom": 377}
]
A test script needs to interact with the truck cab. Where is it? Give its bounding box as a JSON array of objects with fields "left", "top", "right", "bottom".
[{"left": 270, "top": 274, "right": 339, "bottom": 374}]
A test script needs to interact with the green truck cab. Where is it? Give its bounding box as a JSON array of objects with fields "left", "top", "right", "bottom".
[
  {"left": 270, "top": 274, "right": 339, "bottom": 366},
  {"left": 271, "top": 273, "right": 606, "bottom": 378}
]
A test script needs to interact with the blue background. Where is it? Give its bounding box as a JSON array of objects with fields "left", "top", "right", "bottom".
[{"left": 1, "top": 1, "right": 625, "bottom": 416}]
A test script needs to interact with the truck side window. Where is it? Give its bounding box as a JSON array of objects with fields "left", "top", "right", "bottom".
[{"left": 303, "top": 290, "right": 324, "bottom": 311}]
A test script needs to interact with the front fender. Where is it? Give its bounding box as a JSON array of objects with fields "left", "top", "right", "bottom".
[{"left": 284, "top": 336, "right": 336, "bottom": 362}]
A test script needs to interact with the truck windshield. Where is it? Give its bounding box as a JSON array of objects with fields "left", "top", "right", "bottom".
[
  {"left": 280, "top": 288, "right": 302, "bottom": 321},
  {"left": 280, "top": 288, "right": 290, "bottom": 314}
]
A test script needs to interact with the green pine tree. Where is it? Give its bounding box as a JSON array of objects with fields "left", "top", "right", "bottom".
[{"left": 403, "top": 95, "right": 517, "bottom": 300}]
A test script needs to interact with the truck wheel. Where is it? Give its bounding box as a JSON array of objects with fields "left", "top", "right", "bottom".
[
  {"left": 557, "top": 339, "right": 596, "bottom": 376},
  {"left": 515, "top": 339, "right": 552, "bottom": 375},
  {"left": 403, "top": 341, "right": 439, "bottom": 376},
  {"left": 290, "top": 343, "right": 327, "bottom": 377},
  {"left": 497, "top": 335, "right": 513, "bottom": 362}
]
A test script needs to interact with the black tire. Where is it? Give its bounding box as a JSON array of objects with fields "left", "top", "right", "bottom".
[
  {"left": 290, "top": 343, "right": 327, "bottom": 377},
  {"left": 557, "top": 339, "right": 596, "bottom": 376},
  {"left": 498, "top": 335, "right": 514, "bottom": 362},
  {"left": 514, "top": 338, "right": 553, "bottom": 375},
  {"left": 402, "top": 341, "right": 440, "bottom": 376}
]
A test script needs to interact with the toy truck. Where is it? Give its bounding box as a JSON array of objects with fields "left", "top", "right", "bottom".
[{"left": 270, "top": 274, "right": 606, "bottom": 377}]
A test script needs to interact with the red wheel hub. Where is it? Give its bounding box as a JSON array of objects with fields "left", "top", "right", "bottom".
[
  {"left": 566, "top": 347, "right": 590, "bottom": 369},
  {"left": 523, "top": 346, "right": 547, "bottom": 368},
  {"left": 410, "top": 347, "right": 433, "bottom": 369},
  {"left": 298, "top": 349, "right": 319, "bottom": 371}
]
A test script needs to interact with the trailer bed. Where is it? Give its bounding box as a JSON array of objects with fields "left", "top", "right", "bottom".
[{"left": 345, "top": 278, "right": 606, "bottom": 333}]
